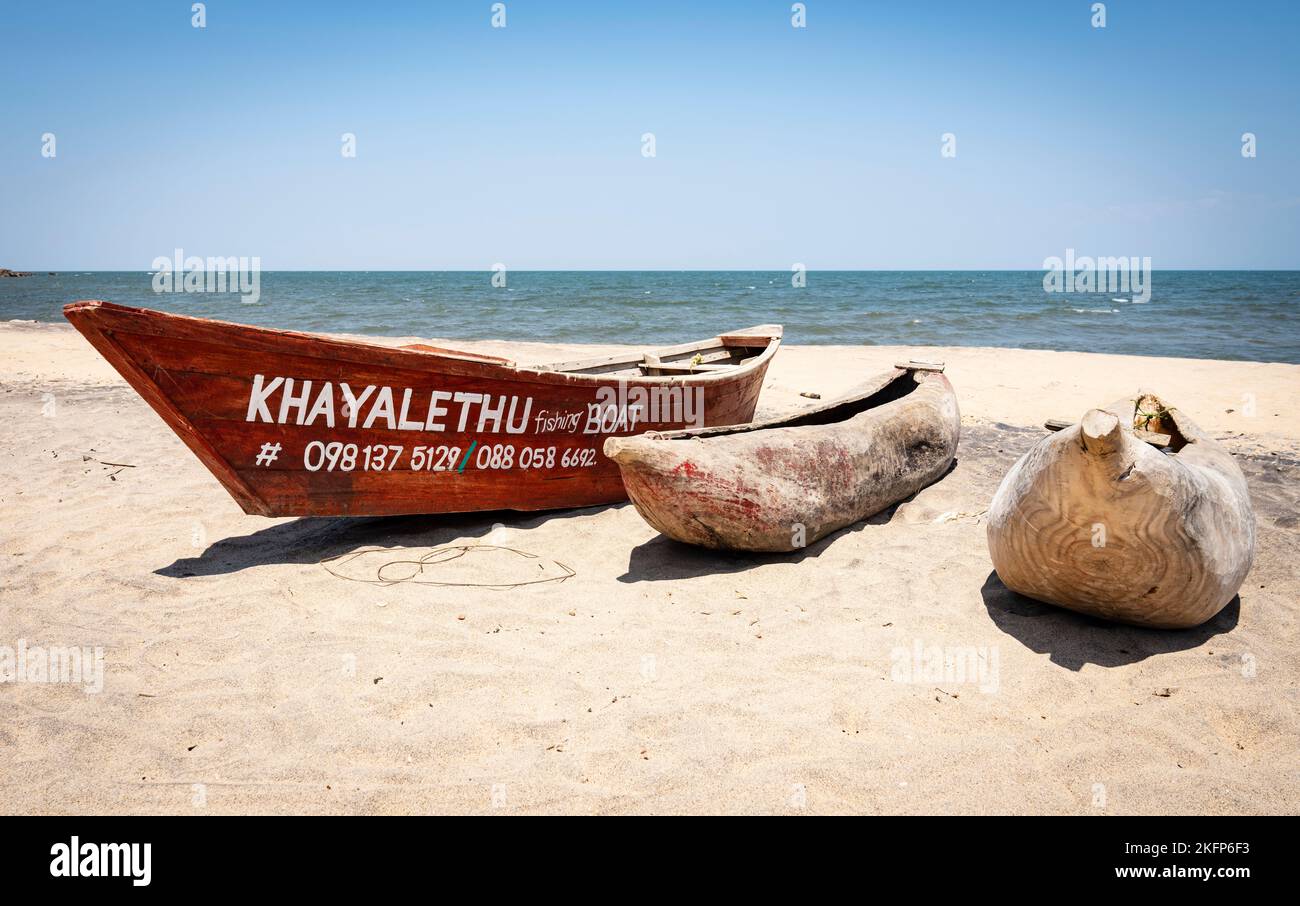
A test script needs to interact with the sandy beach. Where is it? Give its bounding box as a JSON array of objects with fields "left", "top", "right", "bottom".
[{"left": 1, "top": 319, "right": 1297, "bottom": 815}]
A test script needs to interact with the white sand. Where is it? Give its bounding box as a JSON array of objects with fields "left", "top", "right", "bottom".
[{"left": 2, "top": 320, "right": 1297, "bottom": 814}]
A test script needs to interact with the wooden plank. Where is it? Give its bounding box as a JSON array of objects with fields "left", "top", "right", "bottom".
[
  {"left": 640, "top": 363, "right": 734, "bottom": 375},
  {"left": 719, "top": 324, "right": 783, "bottom": 346},
  {"left": 69, "top": 300, "right": 506, "bottom": 380},
  {"left": 641, "top": 338, "right": 719, "bottom": 358},
  {"left": 658, "top": 348, "right": 732, "bottom": 365},
  {"left": 1045, "top": 416, "right": 1171, "bottom": 447},
  {"left": 534, "top": 351, "right": 646, "bottom": 374},
  {"left": 401, "top": 343, "right": 513, "bottom": 364},
  {"left": 1133, "top": 428, "right": 1173, "bottom": 447}
]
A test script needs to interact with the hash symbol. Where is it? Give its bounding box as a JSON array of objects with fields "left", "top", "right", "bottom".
[{"left": 255, "top": 442, "right": 282, "bottom": 466}]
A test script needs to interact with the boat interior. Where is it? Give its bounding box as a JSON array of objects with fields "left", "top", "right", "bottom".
[
  {"left": 654, "top": 363, "right": 936, "bottom": 440},
  {"left": 1128, "top": 393, "right": 1189, "bottom": 452},
  {"left": 532, "top": 326, "right": 782, "bottom": 377}
]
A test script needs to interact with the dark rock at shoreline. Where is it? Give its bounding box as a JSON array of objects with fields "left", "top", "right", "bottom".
[{"left": 0, "top": 268, "right": 35, "bottom": 278}]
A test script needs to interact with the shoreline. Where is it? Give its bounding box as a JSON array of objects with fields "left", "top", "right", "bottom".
[{"left": 5, "top": 319, "right": 1299, "bottom": 452}]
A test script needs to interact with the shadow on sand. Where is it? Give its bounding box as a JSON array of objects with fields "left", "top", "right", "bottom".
[
  {"left": 155, "top": 506, "right": 612, "bottom": 578},
  {"left": 616, "top": 497, "right": 910, "bottom": 583},
  {"left": 979, "top": 570, "right": 1240, "bottom": 670}
]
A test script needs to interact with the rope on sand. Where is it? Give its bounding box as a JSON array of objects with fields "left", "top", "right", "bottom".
[{"left": 320, "top": 543, "right": 576, "bottom": 589}]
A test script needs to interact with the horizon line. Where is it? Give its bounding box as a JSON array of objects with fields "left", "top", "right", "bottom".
[{"left": 9, "top": 267, "right": 1300, "bottom": 274}]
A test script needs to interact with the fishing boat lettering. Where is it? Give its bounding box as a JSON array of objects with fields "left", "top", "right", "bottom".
[
  {"left": 585, "top": 384, "right": 705, "bottom": 434},
  {"left": 244, "top": 374, "right": 534, "bottom": 434},
  {"left": 532, "top": 410, "right": 583, "bottom": 433}
]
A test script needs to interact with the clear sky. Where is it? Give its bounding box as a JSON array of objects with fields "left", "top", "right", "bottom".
[{"left": 2, "top": 0, "right": 1297, "bottom": 269}]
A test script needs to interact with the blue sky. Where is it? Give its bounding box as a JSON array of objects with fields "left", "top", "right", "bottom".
[{"left": 2, "top": 0, "right": 1297, "bottom": 269}]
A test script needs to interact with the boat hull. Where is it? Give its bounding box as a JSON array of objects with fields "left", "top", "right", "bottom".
[
  {"left": 63, "top": 301, "right": 779, "bottom": 517},
  {"left": 604, "top": 367, "right": 960, "bottom": 551},
  {"left": 986, "top": 392, "right": 1256, "bottom": 628}
]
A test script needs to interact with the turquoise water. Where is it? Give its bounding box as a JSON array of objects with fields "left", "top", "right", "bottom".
[{"left": 3, "top": 271, "right": 1298, "bottom": 363}]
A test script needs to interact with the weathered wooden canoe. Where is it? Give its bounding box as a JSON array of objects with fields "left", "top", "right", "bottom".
[
  {"left": 986, "top": 392, "right": 1255, "bottom": 628},
  {"left": 63, "top": 301, "right": 781, "bottom": 517},
  {"left": 603, "top": 363, "right": 960, "bottom": 551}
]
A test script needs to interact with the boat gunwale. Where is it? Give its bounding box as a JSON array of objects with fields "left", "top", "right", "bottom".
[
  {"left": 62, "top": 300, "right": 781, "bottom": 388},
  {"left": 633, "top": 365, "right": 950, "bottom": 442}
]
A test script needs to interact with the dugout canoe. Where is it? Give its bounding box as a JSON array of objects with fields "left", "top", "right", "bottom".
[
  {"left": 986, "top": 391, "right": 1255, "bottom": 628},
  {"left": 63, "top": 301, "right": 781, "bottom": 517},
  {"left": 603, "top": 363, "right": 960, "bottom": 551}
]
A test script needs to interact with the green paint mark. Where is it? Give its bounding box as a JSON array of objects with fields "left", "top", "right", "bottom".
[{"left": 458, "top": 440, "right": 477, "bottom": 473}]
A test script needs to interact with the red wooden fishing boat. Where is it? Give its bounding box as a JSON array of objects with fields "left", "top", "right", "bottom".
[{"left": 63, "top": 301, "right": 781, "bottom": 517}]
